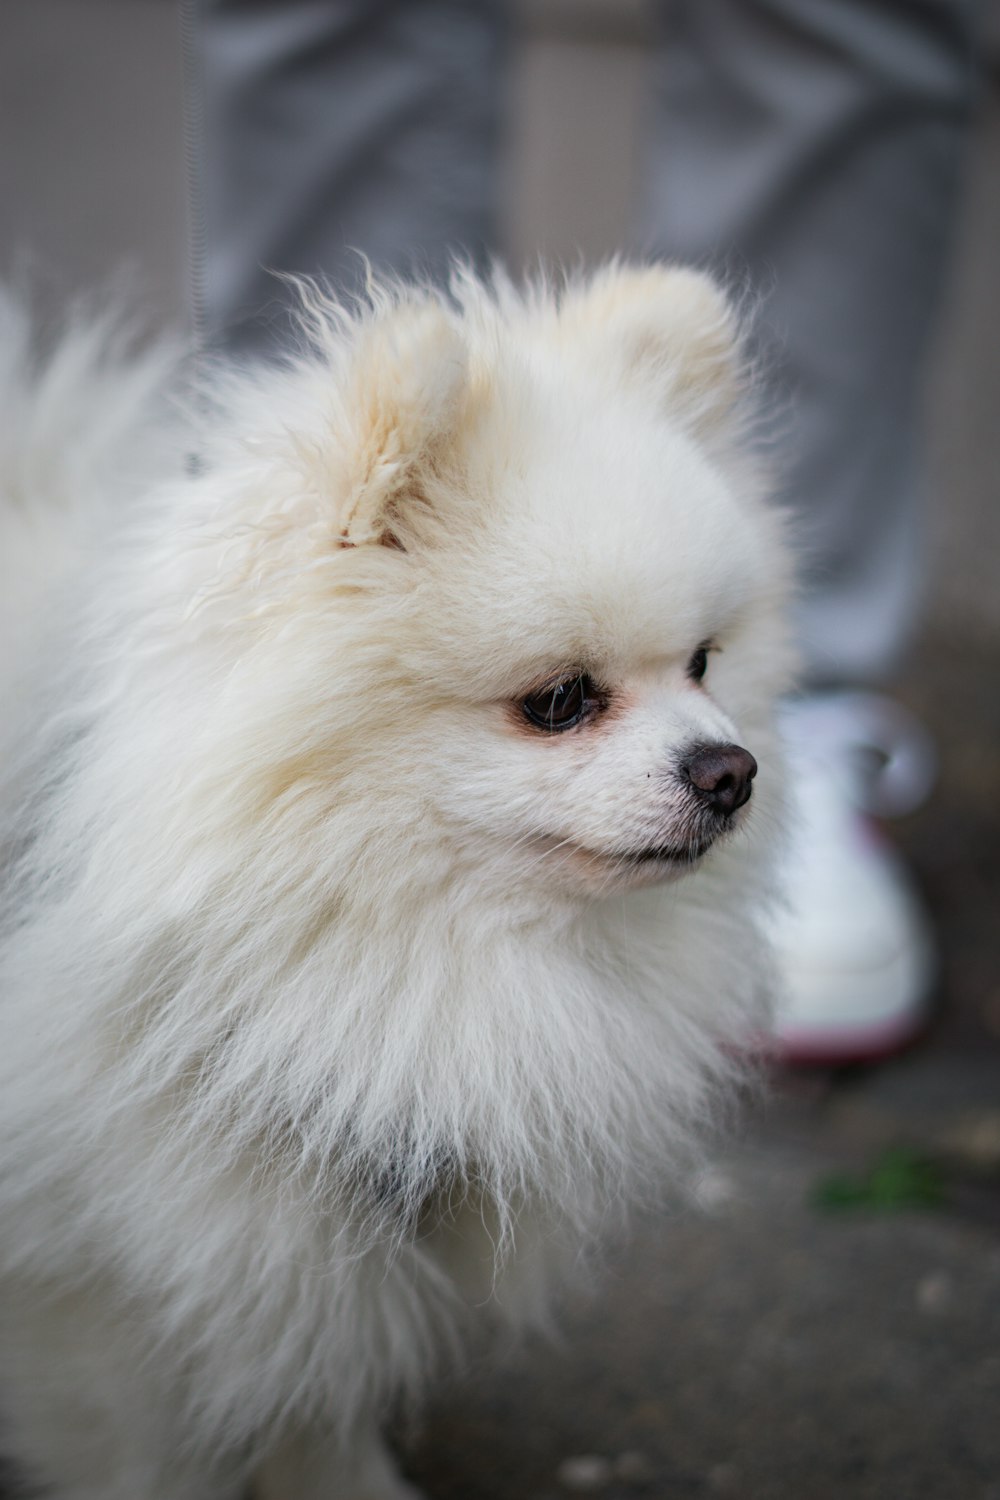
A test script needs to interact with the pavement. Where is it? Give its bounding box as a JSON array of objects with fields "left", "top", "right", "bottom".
[{"left": 2, "top": 4, "right": 999, "bottom": 1497}]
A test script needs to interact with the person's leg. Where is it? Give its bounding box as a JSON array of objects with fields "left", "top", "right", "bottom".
[
  {"left": 639, "top": 0, "right": 982, "bottom": 687},
  {"left": 638, "top": 0, "right": 983, "bottom": 1059},
  {"left": 187, "top": 0, "right": 508, "bottom": 357}
]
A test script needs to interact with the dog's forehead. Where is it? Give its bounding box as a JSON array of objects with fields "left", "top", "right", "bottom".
[
  {"left": 420, "top": 382, "right": 770, "bottom": 689},
  {"left": 482, "top": 395, "right": 757, "bottom": 625}
]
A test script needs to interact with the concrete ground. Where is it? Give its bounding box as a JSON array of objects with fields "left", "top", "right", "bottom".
[{"left": 2, "top": 4, "right": 999, "bottom": 1497}]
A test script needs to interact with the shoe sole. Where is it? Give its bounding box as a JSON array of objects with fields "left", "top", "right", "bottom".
[{"left": 769, "top": 932, "right": 935, "bottom": 1066}]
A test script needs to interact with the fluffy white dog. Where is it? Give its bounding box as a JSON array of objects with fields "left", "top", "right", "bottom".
[{"left": 0, "top": 265, "right": 792, "bottom": 1499}]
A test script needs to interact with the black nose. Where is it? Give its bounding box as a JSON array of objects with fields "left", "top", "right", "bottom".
[{"left": 681, "top": 743, "right": 757, "bottom": 816}]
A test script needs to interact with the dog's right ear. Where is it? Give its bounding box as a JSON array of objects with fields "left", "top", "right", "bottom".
[
  {"left": 325, "top": 299, "right": 468, "bottom": 549},
  {"left": 558, "top": 265, "right": 745, "bottom": 445}
]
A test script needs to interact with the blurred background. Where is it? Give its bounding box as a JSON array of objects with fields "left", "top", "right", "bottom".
[
  {"left": 3, "top": 0, "right": 999, "bottom": 642},
  {"left": 1, "top": 3, "right": 998, "bottom": 1497}
]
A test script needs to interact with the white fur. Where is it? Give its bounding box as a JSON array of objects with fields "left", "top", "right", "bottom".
[{"left": 0, "top": 266, "right": 793, "bottom": 1499}]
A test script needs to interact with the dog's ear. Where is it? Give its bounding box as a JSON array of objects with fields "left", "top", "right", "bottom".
[
  {"left": 331, "top": 299, "right": 467, "bottom": 548},
  {"left": 559, "top": 265, "right": 744, "bottom": 443}
]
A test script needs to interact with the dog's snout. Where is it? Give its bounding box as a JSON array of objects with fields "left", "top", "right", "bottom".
[{"left": 681, "top": 743, "right": 757, "bottom": 816}]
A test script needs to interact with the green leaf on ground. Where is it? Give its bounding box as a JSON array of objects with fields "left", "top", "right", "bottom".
[{"left": 811, "top": 1147, "right": 945, "bottom": 1212}]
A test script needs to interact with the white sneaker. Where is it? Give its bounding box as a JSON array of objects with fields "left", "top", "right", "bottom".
[{"left": 769, "top": 693, "right": 937, "bottom": 1064}]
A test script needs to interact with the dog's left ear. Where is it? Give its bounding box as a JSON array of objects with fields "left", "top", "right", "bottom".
[
  {"left": 332, "top": 299, "right": 467, "bottom": 548},
  {"left": 559, "top": 265, "right": 744, "bottom": 444}
]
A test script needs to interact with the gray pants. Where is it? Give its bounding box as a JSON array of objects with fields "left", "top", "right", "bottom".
[{"left": 190, "top": 0, "right": 982, "bottom": 687}]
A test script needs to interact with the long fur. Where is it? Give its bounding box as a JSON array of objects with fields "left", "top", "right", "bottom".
[{"left": 0, "top": 265, "right": 793, "bottom": 1499}]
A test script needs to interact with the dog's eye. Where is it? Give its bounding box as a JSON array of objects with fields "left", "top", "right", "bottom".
[
  {"left": 522, "top": 674, "right": 596, "bottom": 732},
  {"left": 686, "top": 643, "right": 713, "bottom": 684}
]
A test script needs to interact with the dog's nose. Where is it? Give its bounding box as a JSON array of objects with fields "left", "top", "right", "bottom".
[{"left": 682, "top": 743, "right": 757, "bottom": 815}]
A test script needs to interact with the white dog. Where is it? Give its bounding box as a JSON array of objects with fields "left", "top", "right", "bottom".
[{"left": 0, "top": 265, "right": 792, "bottom": 1499}]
